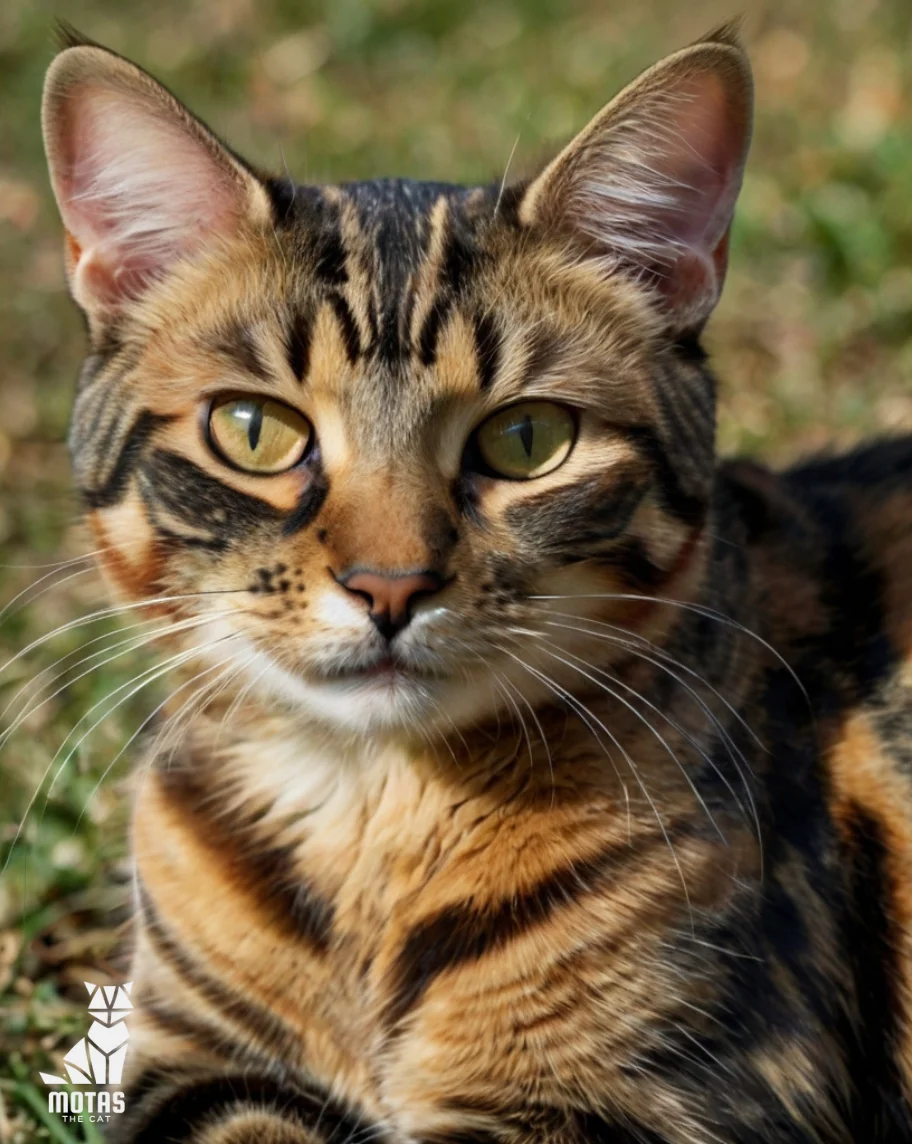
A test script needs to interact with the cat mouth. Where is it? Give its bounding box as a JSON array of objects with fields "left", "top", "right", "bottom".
[
  {"left": 316, "top": 655, "right": 443, "bottom": 685},
  {"left": 342, "top": 657, "right": 400, "bottom": 680}
]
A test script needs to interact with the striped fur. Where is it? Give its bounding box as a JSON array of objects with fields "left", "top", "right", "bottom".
[{"left": 41, "top": 27, "right": 912, "bottom": 1144}]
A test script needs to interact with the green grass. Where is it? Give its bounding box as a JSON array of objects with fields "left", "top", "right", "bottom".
[{"left": 1, "top": 0, "right": 911, "bottom": 1137}]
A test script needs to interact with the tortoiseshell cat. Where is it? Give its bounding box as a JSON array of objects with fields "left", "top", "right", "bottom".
[{"left": 41, "top": 23, "right": 912, "bottom": 1144}]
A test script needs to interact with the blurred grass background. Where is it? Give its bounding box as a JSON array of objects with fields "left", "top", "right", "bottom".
[{"left": 1, "top": 0, "right": 911, "bottom": 1138}]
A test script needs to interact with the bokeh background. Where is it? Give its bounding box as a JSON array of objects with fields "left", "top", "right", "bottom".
[{"left": 1, "top": 0, "right": 911, "bottom": 1137}]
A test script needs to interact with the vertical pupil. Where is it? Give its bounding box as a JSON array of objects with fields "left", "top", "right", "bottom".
[
  {"left": 518, "top": 414, "right": 534, "bottom": 458},
  {"left": 246, "top": 403, "right": 264, "bottom": 451}
]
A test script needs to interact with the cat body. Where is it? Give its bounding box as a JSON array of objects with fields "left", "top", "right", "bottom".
[{"left": 40, "top": 26, "right": 912, "bottom": 1143}]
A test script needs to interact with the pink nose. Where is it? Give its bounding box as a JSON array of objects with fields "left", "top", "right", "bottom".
[{"left": 339, "top": 569, "right": 444, "bottom": 639}]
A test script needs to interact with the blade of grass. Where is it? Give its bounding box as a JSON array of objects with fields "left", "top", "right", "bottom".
[{"left": 13, "top": 1081, "right": 82, "bottom": 1144}]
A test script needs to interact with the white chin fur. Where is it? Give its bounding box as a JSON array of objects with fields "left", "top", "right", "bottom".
[{"left": 221, "top": 637, "right": 492, "bottom": 736}]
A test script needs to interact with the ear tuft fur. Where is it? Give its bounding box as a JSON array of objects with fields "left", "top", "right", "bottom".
[
  {"left": 700, "top": 19, "right": 745, "bottom": 50},
  {"left": 53, "top": 21, "right": 94, "bottom": 52}
]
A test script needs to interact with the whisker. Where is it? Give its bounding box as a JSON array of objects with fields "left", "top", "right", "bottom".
[
  {"left": 0, "top": 612, "right": 228, "bottom": 751},
  {"left": 529, "top": 591, "right": 813, "bottom": 719},
  {"left": 48, "top": 631, "right": 243, "bottom": 800},
  {"left": 532, "top": 618, "right": 764, "bottom": 875},
  {"left": 74, "top": 651, "right": 245, "bottom": 833},
  {"left": 0, "top": 545, "right": 116, "bottom": 571},
  {"left": 1, "top": 612, "right": 163, "bottom": 723},
  {"left": 0, "top": 588, "right": 250, "bottom": 682},
  {"left": 493, "top": 641, "right": 694, "bottom": 926},
  {"left": 524, "top": 638, "right": 728, "bottom": 846},
  {"left": 154, "top": 653, "right": 250, "bottom": 772},
  {"left": 0, "top": 562, "right": 97, "bottom": 628},
  {"left": 494, "top": 130, "right": 522, "bottom": 218},
  {"left": 211, "top": 657, "right": 273, "bottom": 755},
  {"left": 498, "top": 666, "right": 557, "bottom": 801},
  {"left": 532, "top": 609, "right": 763, "bottom": 750},
  {"left": 3, "top": 633, "right": 241, "bottom": 875},
  {"left": 490, "top": 669, "right": 534, "bottom": 770}
]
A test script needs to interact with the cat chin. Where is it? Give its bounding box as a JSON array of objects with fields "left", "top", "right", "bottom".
[{"left": 217, "top": 634, "right": 496, "bottom": 736}]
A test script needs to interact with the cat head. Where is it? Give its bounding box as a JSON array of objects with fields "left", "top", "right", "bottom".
[{"left": 42, "top": 29, "right": 752, "bottom": 737}]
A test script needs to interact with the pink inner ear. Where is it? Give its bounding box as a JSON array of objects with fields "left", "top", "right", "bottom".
[
  {"left": 631, "top": 74, "right": 747, "bottom": 321},
  {"left": 653, "top": 73, "right": 746, "bottom": 253},
  {"left": 53, "top": 83, "right": 244, "bottom": 309},
  {"left": 547, "top": 56, "right": 751, "bottom": 329}
]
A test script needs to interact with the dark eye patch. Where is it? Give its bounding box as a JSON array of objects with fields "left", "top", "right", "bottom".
[
  {"left": 505, "top": 472, "right": 648, "bottom": 562},
  {"left": 141, "top": 449, "right": 282, "bottom": 545},
  {"left": 81, "top": 409, "right": 175, "bottom": 510}
]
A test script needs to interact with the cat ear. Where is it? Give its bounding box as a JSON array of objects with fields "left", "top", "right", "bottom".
[
  {"left": 518, "top": 27, "right": 753, "bottom": 333},
  {"left": 42, "top": 41, "right": 273, "bottom": 322}
]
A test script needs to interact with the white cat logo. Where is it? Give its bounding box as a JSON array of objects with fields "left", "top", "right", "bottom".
[{"left": 40, "top": 981, "right": 133, "bottom": 1086}]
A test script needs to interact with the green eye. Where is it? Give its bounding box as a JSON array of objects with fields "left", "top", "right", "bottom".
[
  {"left": 208, "top": 397, "right": 312, "bottom": 474},
  {"left": 474, "top": 401, "right": 575, "bottom": 480}
]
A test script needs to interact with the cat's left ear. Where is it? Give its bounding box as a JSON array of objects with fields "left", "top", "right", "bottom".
[
  {"left": 518, "top": 27, "right": 753, "bottom": 333},
  {"left": 42, "top": 39, "right": 273, "bottom": 325}
]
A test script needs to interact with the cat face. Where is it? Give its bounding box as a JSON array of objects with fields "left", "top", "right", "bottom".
[{"left": 43, "top": 31, "right": 752, "bottom": 735}]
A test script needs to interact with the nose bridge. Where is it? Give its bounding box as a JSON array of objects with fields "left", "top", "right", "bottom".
[{"left": 329, "top": 463, "right": 452, "bottom": 574}]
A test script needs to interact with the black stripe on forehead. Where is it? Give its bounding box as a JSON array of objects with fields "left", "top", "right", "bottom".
[
  {"left": 344, "top": 180, "right": 438, "bottom": 366},
  {"left": 440, "top": 204, "right": 479, "bottom": 297},
  {"left": 341, "top": 180, "right": 481, "bottom": 368},
  {"left": 285, "top": 307, "right": 313, "bottom": 382},
  {"left": 417, "top": 295, "right": 450, "bottom": 368},
  {"left": 328, "top": 292, "right": 361, "bottom": 364},
  {"left": 311, "top": 218, "right": 349, "bottom": 287},
  {"left": 415, "top": 202, "right": 487, "bottom": 369},
  {"left": 212, "top": 321, "right": 273, "bottom": 382},
  {"left": 473, "top": 311, "right": 501, "bottom": 391},
  {"left": 269, "top": 180, "right": 351, "bottom": 288}
]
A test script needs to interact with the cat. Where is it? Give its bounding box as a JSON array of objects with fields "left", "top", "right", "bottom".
[{"left": 40, "top": 22, "right": 912, "bottom": 1144}]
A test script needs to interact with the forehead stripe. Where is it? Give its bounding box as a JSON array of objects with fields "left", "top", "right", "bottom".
[
  {"left": 216, "top": 322, "right": 272, "bottom": 382},
  {"left": 440, "top": 215, "right": 477, "bottom": 296},
  {"left": 416, "top": 294, "right": 450, "bottom": 368},
  {"left": 473, "top": 311, "right": 502, "bottom": 392},
  {"left": 327, "top": 292, "right": 361, "bottom": 365},
  {"left": 311, "top": 220, "right": 349, "bottom": 286},
  {"left": 285, "top": 309, "right": 313, "bottom": 382}
]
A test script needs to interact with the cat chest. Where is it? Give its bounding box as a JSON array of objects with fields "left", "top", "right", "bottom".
[{"left": 133, "top": 763, "right": 732, "bottom": 1125}]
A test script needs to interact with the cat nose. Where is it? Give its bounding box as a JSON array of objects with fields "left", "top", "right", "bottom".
[{"left": 337, "top": 569, "right": 444, "bottom": 640}]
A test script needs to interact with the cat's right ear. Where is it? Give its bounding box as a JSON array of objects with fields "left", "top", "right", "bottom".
[
  {"left": 517, "top": 27, "right": 753, "bottom": 334},
  {"left": 42, "top": 42, "right": 272, "bottom": 325}
]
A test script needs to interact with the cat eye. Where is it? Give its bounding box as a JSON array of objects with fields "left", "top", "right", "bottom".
[
  {"left": 207, "top": 397, "right": 312, "bottom": 474},
  {"left": 473, "top": 401, "right": 575, "bottom": 480}
]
